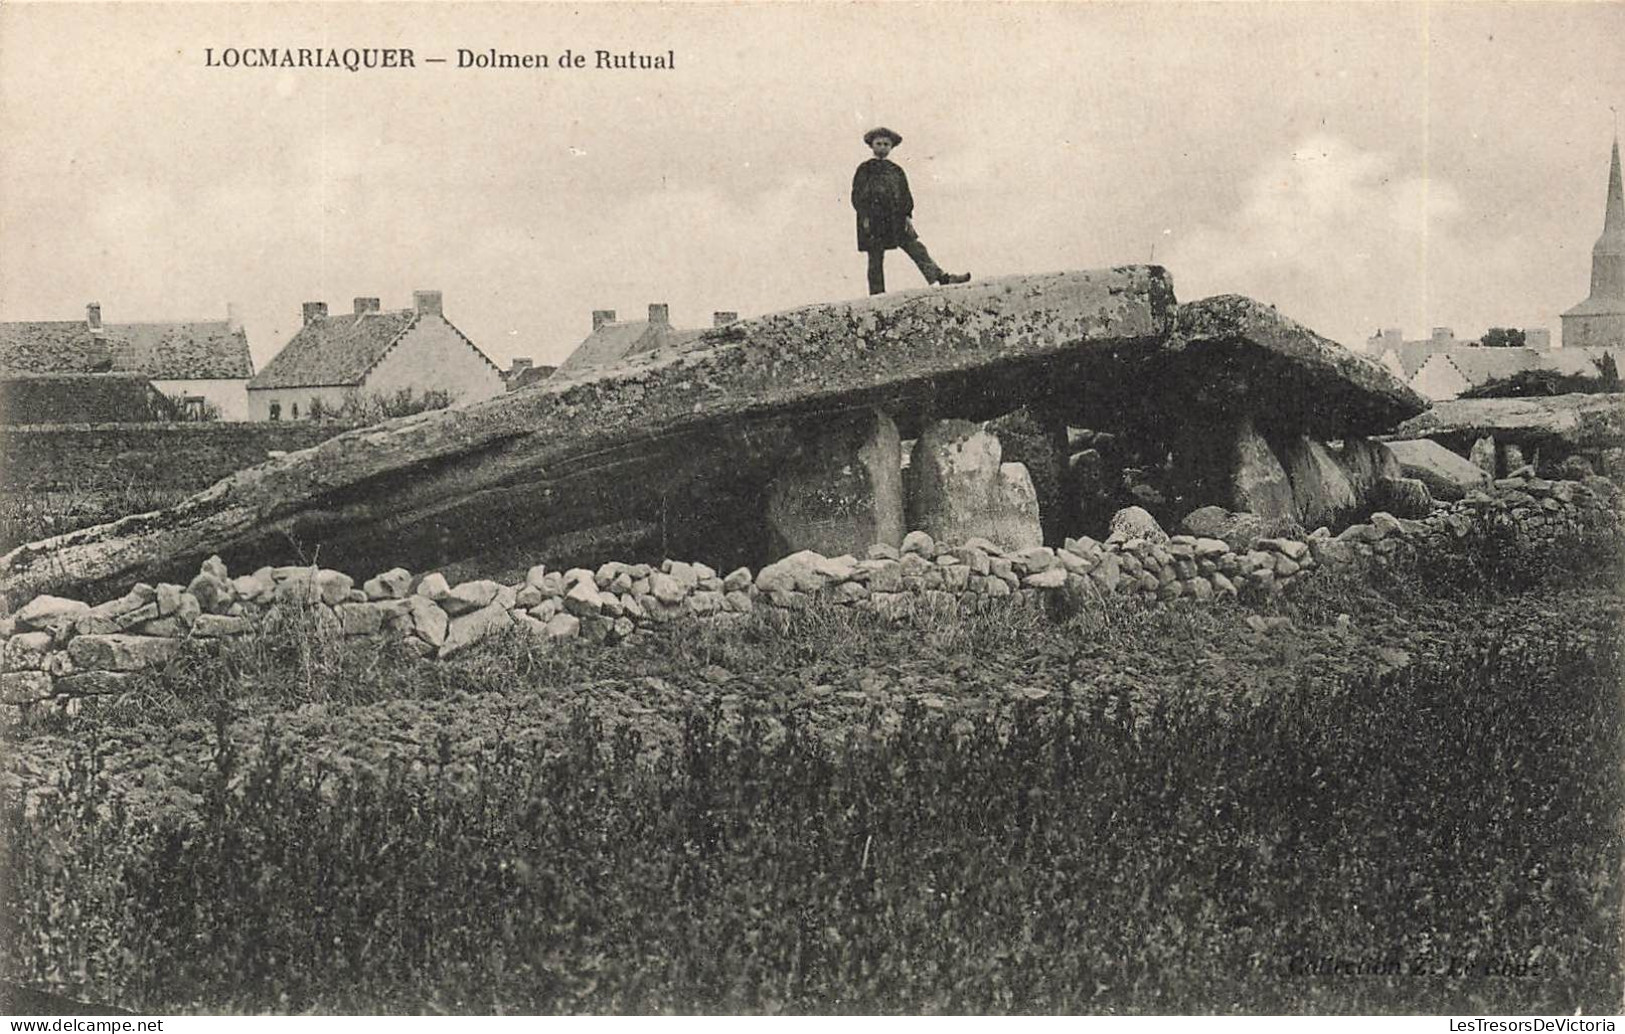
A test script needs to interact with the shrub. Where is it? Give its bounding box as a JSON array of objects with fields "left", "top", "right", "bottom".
[{"left": 308, "top": 388, "right": 455, "bottom": 425}]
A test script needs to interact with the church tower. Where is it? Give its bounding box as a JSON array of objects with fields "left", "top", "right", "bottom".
[{"left": 1561, "top": 137, "right": 1625, "bottom": 348}]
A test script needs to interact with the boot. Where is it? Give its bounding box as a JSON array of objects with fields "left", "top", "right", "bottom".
[{"left": 938, "top": 272, "right": 971, "bottom": 285}]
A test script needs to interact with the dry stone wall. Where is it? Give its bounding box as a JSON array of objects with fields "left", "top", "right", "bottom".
[{"left": 3, "top": 473, "right": 1618, "bottom": 723}]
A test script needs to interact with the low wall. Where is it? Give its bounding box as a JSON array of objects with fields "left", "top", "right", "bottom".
[
  {"left": 0, "top": 422, "right": 361, "bottom": 493},
  {"left": 2, "top": 472, "right": 1619, "bottom": 720}
]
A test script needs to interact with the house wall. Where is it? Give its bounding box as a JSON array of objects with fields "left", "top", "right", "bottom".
[
  {"left": 152, "top": 378, "right": 250, "bottom": 422},
  {"left": 1561, "top": 314, "right": 1625, "bottom": 350},
  {"left": 246, "top": 385, "right": 351, "bottom": 422},
  {"left": 362, "top": 315, "right": 504, "bottom": 404},
  {"left": 1376, "top": 350, "right": 1407, "bottom": 382},
  {"left": 1411, "top": 355, "right": 1471, "bottom": 401}
]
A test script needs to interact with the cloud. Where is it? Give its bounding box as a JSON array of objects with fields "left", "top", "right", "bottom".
[{"left": 1162, "top": 133, "right": 1496, "bottom": 347}]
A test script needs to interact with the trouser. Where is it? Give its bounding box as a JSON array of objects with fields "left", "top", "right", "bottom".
[{"left": 866, "top": 224, "right": 944, "bottom": 295}]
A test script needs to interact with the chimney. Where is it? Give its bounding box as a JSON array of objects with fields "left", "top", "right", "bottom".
[
  {"left": 648, "top": 302, "right": 669, "bottom": 326},
  {"left": 85, "top": 302, "right": 102, "bottom": 332},
  {"left": 302, "top": 301, "right": 328, "bottom": 325},
  {"left": 1430, "top": 327, "right": 1454, "bottom": 345},
  {"left": 592, "top": 309, "right": 617, "bottom": 331},
  {"left": 353, "top": 297, "right": 381, "bottom": 316},
  {"left": 712, "top": 310, "right": 739, "bottom": 327},
  {"left": 413, "top": 290, "right": 443, "bottom": 317},
  {"left": 225, "top": 302, "right": 243, "bottom": 333}
]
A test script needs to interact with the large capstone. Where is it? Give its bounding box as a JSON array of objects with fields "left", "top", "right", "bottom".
[
  {"left": 905, "top": 420, "right": 1044, "bottom": 551},
  {"left": 0, "top": 267, "right": 1176, "bottom": 608},
  {"left": 765, "top": 408, "right": 905, "bottom": 558},
  {"left": 1161, "top": 295, "right": 1428, "bottom": 439},
  {"left": 1394, "top": 393, "right": 1625, "bottom": 455}
]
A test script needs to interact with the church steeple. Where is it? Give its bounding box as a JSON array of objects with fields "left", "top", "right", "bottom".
[
  {"left": 1590, "top": 136, "right": 1625, "bottom": 301},
  {"left": 1564, "top": 135, "right": 1625, "bottom": 349},
  {"left": 1605, "top": 137, "right": 1623, "bottom": 230}
]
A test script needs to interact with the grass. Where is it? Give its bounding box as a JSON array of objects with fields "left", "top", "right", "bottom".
[{"left": 1, "top": 527, "right": 1621, "bottom": 1014}]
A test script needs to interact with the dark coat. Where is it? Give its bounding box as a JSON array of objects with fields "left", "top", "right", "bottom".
[{"left": 851, "top": 158, "right": 913, "bottom": 252}]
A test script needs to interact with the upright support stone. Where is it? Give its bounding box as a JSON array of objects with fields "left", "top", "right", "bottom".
[
  {"left": 765, "top": 409, "right": 905, "bottom": 559},
  {"left": 1173, "top": 413, "right": 1298, "bottom": 524},
  {"left": 986, "top": 405, "right": 1072, "bottom": 546},
  {"left": 904, "top": 420, "right": 1043, "bottom": 551},
  {"left": 1279, "top": 436, "right": 1358, "bottom": 529},
  {"left": 1332, "top": 436, "right": 1403, "bottom": 510},
  {"left": 1502, "top": 443, "right": 1527, "bottom": 475},
  {"left": 1470, "top": 435, "right": 1498, "bottom": 476}
]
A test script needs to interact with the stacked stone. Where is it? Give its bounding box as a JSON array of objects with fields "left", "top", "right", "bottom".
[
  {"left": 1445, "top": 472, "right": 1616, "bottom": 549},
  {"left": 3, "top": 476, "right": 1618, "bottom": 722}
]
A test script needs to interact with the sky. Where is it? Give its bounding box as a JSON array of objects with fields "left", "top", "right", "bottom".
[{"left": 2, "top": 1, "right": 1623, "bottom": 371}]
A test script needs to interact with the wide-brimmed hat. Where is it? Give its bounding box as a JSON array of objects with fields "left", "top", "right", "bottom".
[{"left": 863, "top": 126, "right": 902, "bottom": 146}]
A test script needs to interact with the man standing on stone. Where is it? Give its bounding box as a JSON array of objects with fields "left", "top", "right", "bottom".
[{"left": 851, "top": 127, "right": 971, "bottom": 295}]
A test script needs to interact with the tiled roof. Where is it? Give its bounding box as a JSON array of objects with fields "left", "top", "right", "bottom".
[
  {"left": 0, "top": 373, "right": 177, "bottom": 424},
  {"left": 1561, "top": 295, "right": 1625, "bottom": 317},
  {"left": 0, "top": 317, "right": 253, "bottom": 379},
  {"left": 1380, "top": 339, "right": 1449, "bottom": 380},
  {"left": 108, "top": 320, "right": 254, "bottom": 379},
  {"left": 555, "top": 322, "right": 660, "bottom": 376},
  {"left": 248, "top": 310, "right": 418, "bottom": 389},
  {"left": 1439, "top": 348, "right": 1540, "bottom": 385},
  {"left": 554, "top": 321, "right": 708, "bottom": 378},
  {"left": 1539, "top": 346, "right": 1622, "bottom": 376},
  {"left": 0, "top": 322, "right": 118, "bottom": 375}
]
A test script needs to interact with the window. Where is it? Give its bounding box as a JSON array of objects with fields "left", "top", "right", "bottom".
[
  {"left": 292, "top": 402, "right": 299, "bottom": 420},
  {"left": 269, "top": 403, "right": 281, "bottom": 421}
]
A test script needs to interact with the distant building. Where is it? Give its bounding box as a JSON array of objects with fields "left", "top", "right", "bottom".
[
  {"left": 1561, "top": 137, "right": 1625, "bottom": 349},
  {"left": 1364, "top": 326, "right": 1511, "bottom": 387},
  {"left": 553, "top": 303, "right": 734, "bottom": 379},
  {"left": 247, "top": 291, "right": 503, "bottom": 421},
  {"left": 1361, "top": 135, "right": 1623, "bottom": 398},
  {"left": 0, "top": 302, "right": 253, "bottom": 420},
  {"left": 503, "top": 357, "right": 557, "bottom": 391},
  {"left": 1409, "top": 346, "right": 1541, "bottom": 401},
  {"left": 104, "top": 304, "right": 255, "bottom": 420},
  {"left": 1367, "top": 324, "right": 1614, "bottom": 400}
]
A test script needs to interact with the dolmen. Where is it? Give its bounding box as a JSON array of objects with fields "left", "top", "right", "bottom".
[{"left": 0, "top": 267, "right": 1427, "bottom": 611}]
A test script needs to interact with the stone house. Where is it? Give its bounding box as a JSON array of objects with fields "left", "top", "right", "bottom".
[
  {"left": 106, "top": 305, "right": 255, "bottom": 420},
  {"left": 503, "top": 358, "right": 557, "bottom": 391},
  {"left": 246, "top": 291, "right": 503, "bottom": 421},
  {"left": 0, "top": 303, "right": 254, "bottom": 420},
  {"left": 1358, "top": 325, "right": 1620, "bottom": 400},
  {"left": 553, "top": 304, "right": 735, "bottom": 379},
  {"left": 1408, "top": 347, "right": 1540, "bottom": 401}
]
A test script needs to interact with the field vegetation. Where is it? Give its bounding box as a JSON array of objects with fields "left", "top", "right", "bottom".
[{"left": 2, "top": 526, "right": 1621, "bottom": 1014}]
